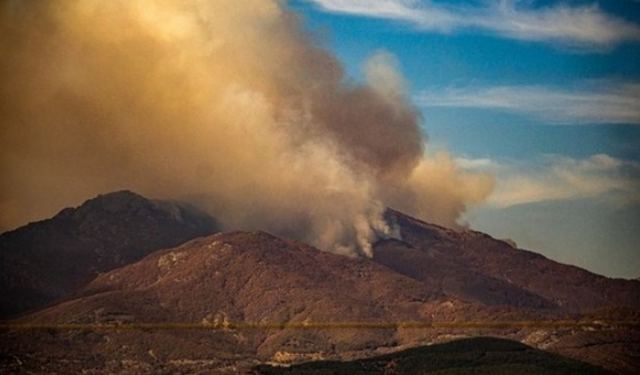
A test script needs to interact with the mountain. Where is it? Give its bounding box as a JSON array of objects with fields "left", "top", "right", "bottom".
[
  {"left": 377, "top": 209, "right": 640, "bottom": 312},
  {"left": 0, "top": 230, "right": 555, "bottom": 374},
  {"left": 2, "top": 230, "right": 638, "bottom": 373},
  {"left": 6, "top": 231, "right": 446, "bottom": 354},
  {"left": 0, "top": 193, "right": 638, "bottom": 374},
  {"left": 253, "top": 337, "right": 613, "bottom": 375},
  {"left": 0, "top": 191, "right": 219, "bottom": 318}
]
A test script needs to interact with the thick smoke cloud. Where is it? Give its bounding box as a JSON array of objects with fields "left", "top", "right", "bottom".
[{"left": 0, "top": 0, "right": 493, "bottom": 256}]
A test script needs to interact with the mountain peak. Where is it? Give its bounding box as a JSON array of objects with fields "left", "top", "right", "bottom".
[
  {"left": 2, "top": 200, "right": 639, "bottom": 374},
  {"left": 55, "top": 190, "right": 147, "bottom": 217},
  {"left": 0, "top": 190, "right": 219, "bottom": 318}
]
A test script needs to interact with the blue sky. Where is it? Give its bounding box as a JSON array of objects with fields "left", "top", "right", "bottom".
[{"left": 288, "top": 0, "right": 640, "bottom": 278}]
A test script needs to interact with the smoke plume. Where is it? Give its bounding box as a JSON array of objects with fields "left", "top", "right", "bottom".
[{"left": 0, "top": 0, "right": 493, "bottom": 256}]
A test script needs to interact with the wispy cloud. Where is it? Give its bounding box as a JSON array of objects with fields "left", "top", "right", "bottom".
[
  {"left": 308, "top": 0, "right": 640, "bottom": 48},
  {"left": 457, "top": 154, "right": 640, "bottom": 207},
  {"left": 307, "top": 0, "right": 458, "bottom": 31},
  {"left": 416, "top": 82, "right": 640, "bottom": 124}
]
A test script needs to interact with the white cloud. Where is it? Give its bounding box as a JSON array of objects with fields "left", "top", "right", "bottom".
[
  {"left": 308, "top": 0, "right": 640, "bottom": 48},
  {"left": 454, "top": 157, "right": 499, "bottom": 170},
  {"left": 416, "top": 82, "right": 640, "bottom": 124},
  {"left": 308, "top": 0, "right": 458, "bottom": 30},
  {"left": 457, "top": 154, "right": 640, "bottom": 207}
]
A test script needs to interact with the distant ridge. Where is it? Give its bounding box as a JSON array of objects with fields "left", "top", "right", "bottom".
[
  {"left": 0, "top": 190, "right": 219, "bottom": 318},
  {"left": 377, "top": 209, "right": 640, "bottom": 312},
  {"left": 1, "top": 192, "right": 638, "bottom": 374}
]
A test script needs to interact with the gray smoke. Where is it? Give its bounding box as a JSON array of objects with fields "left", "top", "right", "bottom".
[{"left": 0, "top": 0, "right": 494, "bottom": 256}]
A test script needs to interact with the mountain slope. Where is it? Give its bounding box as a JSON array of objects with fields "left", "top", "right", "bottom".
[
  {"left": 1, "top": 202, "right": 638, "bottom": 373},
  {"left": 1, "top": 230, "right": 460, "bottom": 373},
  {"left": 18, "top": 231, "right": 443, "bottom": 355},
  {"left": 377, "top": 209, "right": 640, "bottom": 312},
  {"left": 0, "top": 191, "right": 219, "bottom": 317}
]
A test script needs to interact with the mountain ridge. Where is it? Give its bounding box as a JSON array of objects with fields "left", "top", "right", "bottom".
[
  {"left": 380, "top": 208, "right": 640, "bottom": 312},
  {"left": 1, "top": 191, "right": 638, "bottom": 373},
  {"left": 0, "top": 190, "right": 219, "bottom": 318}
]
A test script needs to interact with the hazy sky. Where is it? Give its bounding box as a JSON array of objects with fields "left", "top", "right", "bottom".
[{"left": 290, "top": 0, "right": 640, "bottom": 278}]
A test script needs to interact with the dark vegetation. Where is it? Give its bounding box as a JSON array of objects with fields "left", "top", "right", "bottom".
[{"left": 253, "top": 337, "right": 613, "bottom": 375}]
